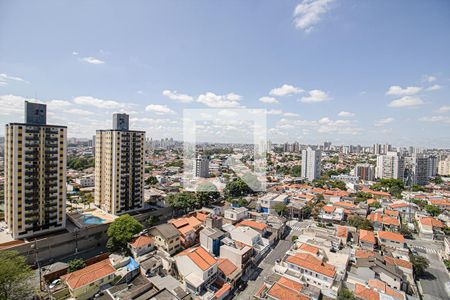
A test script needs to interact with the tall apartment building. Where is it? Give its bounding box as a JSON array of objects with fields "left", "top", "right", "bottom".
[
  {"left": 411, "top": 155, "right": 430, "bottom": 186},
  {"left": 4, "top": 101, "right": 67, "bottom": 239},
  {"left": 301, "top": 148, "right": 321, "bottom": 181},
  {"left": 195, "top": 154, "right": 209, "bottom": 178},
  {"left": 375, "top": 152, "right": 404, "bottom": 180},
  {"left": 354, "top": 163, "right": 375, "bottom": 181},
  {"left": 438, "top": 157, "right": 450, "bottom": 176},
  {"left": 95, "top": 113, "right": 145, "bottom": 215}
]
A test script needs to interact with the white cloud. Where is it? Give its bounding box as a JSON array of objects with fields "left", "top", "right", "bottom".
[
  {"left": 0, "top": 94, "right": 28, "bottom": 115},
  {"left": 62, "top": 108, "right": 94, "bottom": 116},
  {"left": 259, "top": 96, "right": 279, "bottom": 104},
  {"left": 437, "top": 105, "right": 450, "bottom": 113},
  {"left": 47, "top": 100, "right": 72, "bottom": 109},
  {"left": 284, "top": 112, "right": 299, "bottom": 117},
  {"left": 374, "top": 117, "right": 394, "bottom": 127},
  {"left": 386, "top": 85, "right": 422, "bottom": 96},
  {"left": 338, "top": 111, "right": 355, "bottom": 117},
  {"left": 267, "top": 109, "right": 283, "bottom": 115},
  {"left": 145, "top": 104, "right": 175, "bottom": 115},
  {"left": 197, "top": 92, "right": 243, "bottom": 108},
  {"left": 300, "top": 89, "right": 331, "bottom": 103},
  {"left": 0, "top": 73, "right": 28, "bottom": 86},
  {"left": 419, "top": 116, "right": 450, "bottom": 124},
  {"left": 388, "top": 96, "right": 424, "bottom": 108},
  {"left": 73, "top": 96, "right": 126, "bottom": 109},
  {"left": 427, "top": 84, "right": 442, "bottom": 91},
  {"left": 293, "top": 0, "right": 335, "bottom": 33},
  {"left": 424, "top": 75, "right": 437, "bottom": 83},
  {"left": 269, "top": 84, "right": 303, "bottom": 96},
  {"left": 80, "top": 56, "right": 105, "bottom": 65},
  {"left": 137, "top": 90, "right": 144, "bottom": 95},
  {"left": 72, "top": 51, "right": 79, "bottom": 56},
  {"left": 162, "top": 90, "right": 193, "bottom": 103}
]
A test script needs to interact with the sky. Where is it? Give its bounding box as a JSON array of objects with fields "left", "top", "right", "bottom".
[{"left": 0, "top": 0, "right": 450, "bottom": 147}]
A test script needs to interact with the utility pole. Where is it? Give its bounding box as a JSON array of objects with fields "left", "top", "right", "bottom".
[{"left": 32, "top": 239, "right": 42, "bottom": 291}]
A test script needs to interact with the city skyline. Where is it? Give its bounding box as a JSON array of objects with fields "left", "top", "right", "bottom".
[{"left": 1, "top": 1, "right": 450, "bottom": 147}]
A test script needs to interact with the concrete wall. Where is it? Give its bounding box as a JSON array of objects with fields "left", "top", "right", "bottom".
[{"left": 3, "top": 207, "right": 173, "bottom": 265}]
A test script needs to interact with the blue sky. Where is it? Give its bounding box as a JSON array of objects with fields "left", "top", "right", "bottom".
[{"left": 0, "top": 0, "right": 449, "bottom": 147}]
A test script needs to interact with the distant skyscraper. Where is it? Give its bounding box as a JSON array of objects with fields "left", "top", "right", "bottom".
[
  {"left": 438, "top": 157, "right": 450, "bottom": 176},
  {"left": 4, "top": 101, "right": 67, "bottom": 239},
  {"left": 95, "top": 113, "right": 145, "bottom": 215},
  {"left": 411, "top": 155, "right": 430, "bottom": 186},
  {"left": 354, "top": 163, "right": 375, "bottom": 181},
  {"left": 323, "top": 141, "right": 331, "bottom": 151},
  {"left": 375, "top": 151, "right": 404, "bottom": 179},
  {"left": 301, "top": 148, "right": 321, "bottom": 181},
  {"left": 195, "top": 155, "right": 209, "bottom": 178},
  {"left": 373, "top": 143, "right": 382, "bottom": 155}
]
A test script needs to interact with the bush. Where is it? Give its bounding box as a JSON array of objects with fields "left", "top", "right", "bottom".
[{"left": 291, "top": 235, "right": 298, "bottom": 241}]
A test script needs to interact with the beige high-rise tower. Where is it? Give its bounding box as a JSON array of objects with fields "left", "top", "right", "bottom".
[
  {"left": 4, "top": 101, "right": 67, "bottom": 239},
  {"left": 95, "top": 113, "right": 145, "bottom": 215}
]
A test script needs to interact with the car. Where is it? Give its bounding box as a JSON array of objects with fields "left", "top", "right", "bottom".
[
  {"left": 49, "top": 279, "right": 61, "bottom": 289},
  {"left": 238, "top": 282, "right": 248, "bottom": 291},
  {"left": 411, "top": 248, "right": 418, "bottom": 255}
]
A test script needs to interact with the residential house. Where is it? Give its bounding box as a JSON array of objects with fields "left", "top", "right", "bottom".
[
  {"left": 61, "top": 259, "right": 116, "bottom": 300},
  {"left": 199, "top": 226, "right": 225, "bottom": 257},
  {"left": 128, "top": 235, "right": 154, "bottom": 259},
  {"left": 359, "top": 230, "right": 376, "bottom": 250},
  {"left": 217, "top": 258, "right": 241, "bottom": 287},
  {"left": 219, "top": 238, "right": 253, "bottom": 274},
  {"left": 223, "top": 207, "right": 248, "bottom": 224},
  {"left": 169, "top": 216, "right": 203, "bottom": 248},
  {"left": 258, "top": 193, "right": 288, "bottom": 214},
  {"left": 149, "top": 223, "right": 181, "bottom": 255},
  {"left": 229, "top": 226, "right": 271, "bottom": 262},
  {"left": 174, "top": 246, "right": 218, "bottom": 294},
  {"left": 417, "top": 216, "right": 444, "bottom": 240},
  {"left": 236, "top": 219, "right": 268, "bottom": 236},
  {"left": 377, "top": 231, "right": 405, "bottom": 249},
  {"left": 319, "top": 205, "right": 344, "bottom": 223}
]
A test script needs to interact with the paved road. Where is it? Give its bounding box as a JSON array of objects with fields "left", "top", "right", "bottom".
[
  {"left": 418, "top": 250, "right": 450, "bottom": 300},
  {"left": 406, "top": 239, "right": 450, "bottom": 300},
  {"left": 236, "top": 239, "right": 293, "bottom": 299}
]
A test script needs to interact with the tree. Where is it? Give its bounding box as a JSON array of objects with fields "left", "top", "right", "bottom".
[
  {"left": 368, "top": 201, "right": 382, "bottom": 209},
  {"left": 425, "top": 204, "right": 441, "bottom": 217},
  {"left": 399, "top": 225, "right": 413, "bottom": 239},
  {"left": 410, "top": 254, "right": 429, "bottom": 277},
  {"left": 196, "top": 182, "right": 220, "bottom": 206},
  {"left": 348, "top": 216, "right": 373, "bottom": 230},
  {"left": 337, "top": 287, "right": 356, "bottom": 300},
  {"left": 68, "top": 258, "right": 86, "bottom": 273},
  {"left": 273, "top": 203, "right": 287, "bottom": 216},
  {"left": 145, "top": 176, "right": 158, "bottom": 185},
  {"left": 444, "top": 259, "right": 450, "bottom": 270},
  {"left": 144, "top": 215, "right": 160, "bottom": 228},
  {"left": 291, "top": 235, "right": 298, "bottom": 242},
  {"left": 224, "top": 178, "right": 253, "bottom": 198},
  {"left": 290, "top": 165, "right": 302, "bottom": 177},
  {"left": 166, "top": 192, "right": 199, "bottom": 212},
  {"left": 371, "top": 179, "right": 404, "bottom": 198},
  {"left": 107, "top": 214, "right": 143, "bottom": 250},
  {"left": 0, "top": 251, "right": 34, "bottom": 300}
]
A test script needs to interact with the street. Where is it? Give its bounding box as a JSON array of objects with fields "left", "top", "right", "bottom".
[
  {"left": 407, "top": 240, "right": 450, "bottom": 300},
  {"left": 236, "top": 237, "right": 293, "bottom": 299}
]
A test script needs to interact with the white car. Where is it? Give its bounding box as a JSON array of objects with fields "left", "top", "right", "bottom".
[{"left": 49, "top": 279, "right": 61, "bottom": 289}]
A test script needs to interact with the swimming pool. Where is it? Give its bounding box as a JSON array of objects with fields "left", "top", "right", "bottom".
[{"left": 80, "top": 214, "right": 105, "bottom": 225}]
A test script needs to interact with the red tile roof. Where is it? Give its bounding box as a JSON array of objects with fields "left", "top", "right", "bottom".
[
  {"left": 214, "top": 283, "right": 231, "bottom": 299},
  {"left": 237, "top": 220, "right": 268, "bottom": 231},
  {"left": 217, "top": 258, "right": 238, "bottom": 277},
  {"left": 177, "top": 246, "right": 217, "bottom": 271},
  {"left": 286, "top": 253, "right": 336, "bottom": 278},
  {"left": 355, "top": 249, "right": 375, "bottom": 259},
  {"left": 355, "top": 283, "right": 380, "bottom": 300},
  {"left": 129, "top": 235, "right": 153, "bottom": 248},
  {"left": 298, "top": 243, "right": 320, "bottom": 255},
  {"left": 62, "top": 259, "right": 115, "bottom": 290},
  {"left": 266, "top": 276, "right": 309, "bottom": 300},
  {"left": 359, "top": 229, "right": 376, "bottom": 244},
  {"left": 377, "top": 231, "right": 405, "bottom": 243},
  {"left": 420, "top": 217, "right": 444, "bottom": 228}
]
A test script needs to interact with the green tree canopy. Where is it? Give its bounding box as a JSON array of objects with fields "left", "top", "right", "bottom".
[
  {"left": 166, "top": 192, "right": 199, "bottom": 212},
  {"left": 0, "top": 251, "right": 34, "bottom": 300},
  {"left": 145, "top": 176, "right": 158, "bottom": 185},
  {"left": 196, "top": 182, "right": 220, "bottom": 206},
  {"left": 368, "top": 201, "right": 382, "bottom": 209},
  {"left": 68, "top": 258, "right": 86, "bottom": 273},
  {"left": 410, "top": 254, "right": 429, "bottom": 277},
  {"left": 107, "top": 214, "right": 143, "bottom": 250},
  {"left": 425, "top": 204, "right": 441, "bottom": 217},
  {"left": 273, "top": 203, "right": 287, "bottom": 216},
  {"left": 337, "top": 287, "right": 356, "bottom": 300},
  {"left": 348, "top": 215, "right": 373, "bottom": 230},
  {"left": 224, "top": 177, "right": 253, "bottom": 198},
  {"left": 371, "top": 179, "right": 405, "bottom": 198}
]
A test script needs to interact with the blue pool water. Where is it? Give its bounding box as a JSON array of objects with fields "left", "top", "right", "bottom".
[{"left": 80, "top": 214, "right": 105, "bottom": 225}]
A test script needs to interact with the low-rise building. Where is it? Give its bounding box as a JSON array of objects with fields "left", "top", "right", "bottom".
[
  {"left": 359, "top": 230, "right": 376, "bottom": 250},
  {"left": 61, "top": 259, "right": 116, "bottom": 300},
  {"left": 128, "top": 235, "right": 154, "bottom": 259},
  {"left": 199, "top": 226, "right": 225, "bottom": 257},
  {"left": 417, "top": 216, "right": 444, "bottom": 240},
  {"left": 377, "top": 231, "right": 405, "bottom": 249},
  {"left": 174, "top": 246, "right": 218, "bottom": 294},
  {"left": 223, "top": 207, "right": 248, "bottom": 223},
  {"left": 149, "top": 223, "right": 181, "bottom": 255}
]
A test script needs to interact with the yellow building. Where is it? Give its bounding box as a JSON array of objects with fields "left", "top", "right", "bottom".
[
  {"left": 95, "top": 113, "right": 145, "bottom": 215},
  {"left": 4, "top": 101, "right": 66, "bottom": 239}
]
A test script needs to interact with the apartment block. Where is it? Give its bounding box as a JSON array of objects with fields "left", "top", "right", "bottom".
[
  {"left": 95, "top": 113, "right": 145, "bottom": 215},
  {"left": 4, "top": 101, "right": 67, "bottom": 239},
  {"left": 301, "top": 148, "right": 321, "bottom": 181}
]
